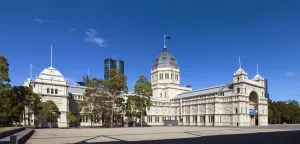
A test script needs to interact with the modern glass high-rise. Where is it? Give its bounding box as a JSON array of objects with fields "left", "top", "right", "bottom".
[
  {"left": 104, "top": 58, "right": 124, "bottom": 80},
  {"left": 265, "top": 79, "right": 270, "bottom": 99},
  {"left": 83, "top": 75, "right": 89, "bottom": 86}
]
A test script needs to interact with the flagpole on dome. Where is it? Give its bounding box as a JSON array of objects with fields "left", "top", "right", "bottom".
[
  {"left": 164, "top": 34, "right": 166, "bottom": 46},
  {"left": 163, "top": 35, "right": 170, "bottom": 52},
  {"left": 30, "top": 64, "right": 33, "bottom": 79},
  {"left": 51, "top": 45, "right": 53, "bottom": 67}
]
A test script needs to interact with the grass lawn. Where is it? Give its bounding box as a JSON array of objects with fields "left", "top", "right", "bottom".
[{"left": 0, "top": 127, "right": 16, "bottom": 130}]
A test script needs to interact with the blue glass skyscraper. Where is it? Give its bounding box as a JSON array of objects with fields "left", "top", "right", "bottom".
[{"left": 104, "top": 58, "right": 124, "bottom": 80}]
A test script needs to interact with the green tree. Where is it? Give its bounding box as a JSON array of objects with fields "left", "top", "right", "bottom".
[
  {"left": 0, "top": 88, "right": 15, "bottom": 126},
  {"left": 103, "top": 68, "right": 128, "bottom": 128},
  {"left": 286, "top": 99, "right": 300, "bottom": 123},
  {"left": 0, "top": 55, "right": 10, "bottom": 89},
  {"left": 125, "top": 95, "right": 139, "bottom": 123},
  {"left": 66, "top": 111, "right": 77, "bottom": 127},
  {"left": 124, "top": 76, "right": 153, "bottom": 126},
  {"left": 38, "top": 100, "right": 61, "bottom": 128}
]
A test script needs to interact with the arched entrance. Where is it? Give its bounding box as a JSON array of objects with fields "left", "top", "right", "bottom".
[{"left": 249, "top": 91, "right": 259, "bottom": 126}]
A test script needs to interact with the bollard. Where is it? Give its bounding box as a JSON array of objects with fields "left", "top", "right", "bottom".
[{"left": 10, "top": 135, "right": 18, "bottom": 144}]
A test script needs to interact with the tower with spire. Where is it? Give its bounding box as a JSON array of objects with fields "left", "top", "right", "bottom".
[
  {"left": 233, "top": 56, "right": 248, "bottom": 83},
  {"left": 151, "top": 35, "right": 191, "bottom": 100}
]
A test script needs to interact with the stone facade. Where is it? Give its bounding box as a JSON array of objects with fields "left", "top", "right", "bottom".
[
  {"left": 143, "top": 46, "right": 268, "bottom": 126},
  {"left": 24, "top": 66, "right": 69, "bottom": 128},
  {"left": 23, "top": 45, "right": 268, "bottom": 127}
]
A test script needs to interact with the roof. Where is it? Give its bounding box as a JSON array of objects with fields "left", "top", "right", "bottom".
[
  {"left": 38, "top": 66, "right": 66, "bottom": 81},
  {"left": 68, "top": 84, "right": 87, "bottom": 94},
  {"left": 152, "top": 52, "right": 178, "bottom": 70},
  {"left": 172, "top": 83, "right": 233, "bottom": 100}
]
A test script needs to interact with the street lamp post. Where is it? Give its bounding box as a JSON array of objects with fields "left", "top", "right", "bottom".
[
  {"left": 50, "top": 110, "right": 54, "bottom": 128},
  {"left": 139, "top": 90, "right": 145, "bottom": 127}
]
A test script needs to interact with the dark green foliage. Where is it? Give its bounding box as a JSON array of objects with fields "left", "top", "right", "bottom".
[
  {"left": 38, "top": 100, "right": 61, "bottom": 125},
  {"left": 0, "top": 55, "right": 10, "bottom": 88},
  {"left": 268, "top": 99, "right": 300, "bottom": 124},
  {"left": 125, "top": 75, "right": 153, "bottom": 122}
]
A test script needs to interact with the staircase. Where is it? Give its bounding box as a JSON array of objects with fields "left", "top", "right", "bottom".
[{"left": 0, "top": 127, "right": 34, "bottom": 144}]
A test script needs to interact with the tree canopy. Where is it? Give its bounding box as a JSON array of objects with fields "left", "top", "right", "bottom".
[
  {"left": 268, "top": 99, "right": 300, "bottom": 124},
  {"left": 125, "top": 75, "right": 153, "bottom": 122}
]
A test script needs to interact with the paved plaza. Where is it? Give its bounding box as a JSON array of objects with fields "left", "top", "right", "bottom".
[{"left": 27, "top": 125, "right": 300, "bottom": 144}]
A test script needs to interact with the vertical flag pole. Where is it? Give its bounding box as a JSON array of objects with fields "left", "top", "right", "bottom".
[
  {"left": 257, "top": 63, "right": 259, "bottom": 75},
  {"left": 164, "top": 35, "right": 166, "bottom": 46},
  {"left": 30, "top": 64, "right": 33, "bottom": 79},
  {"left": 239, "top": 56, "right": 241, "bottom": 69},
  {"left": 51, "top": 45, "right": 53, "bottom": 67}
]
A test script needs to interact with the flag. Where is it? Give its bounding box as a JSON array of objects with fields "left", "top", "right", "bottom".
[{"left": 164, "top": 35, "right": 171, "bottom": 39}]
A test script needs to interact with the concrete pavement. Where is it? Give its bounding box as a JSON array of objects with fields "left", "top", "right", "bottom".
[{"left": 26, "top": 125, "right": 300, "bottom": 144}]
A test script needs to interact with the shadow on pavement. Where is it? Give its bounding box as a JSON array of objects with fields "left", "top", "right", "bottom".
[{"left": 78, "top": 130, "right": 300, "bottom": 144}]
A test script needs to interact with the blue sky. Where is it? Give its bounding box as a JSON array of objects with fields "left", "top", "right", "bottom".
[{"left": 0, "top": 0, "right": 299, "bottom": 101}]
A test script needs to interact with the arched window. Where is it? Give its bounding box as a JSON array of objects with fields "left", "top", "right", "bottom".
[
  {"left": 55, "top": 89, "right": 58, "bottom": 94},
  {"left": 47, "top": 88, "right": 50, "bottom": 93},
  {"left": 237, "top": 88, "right": 240, "bottom": 93},
  {"left": 51, "top": 89, "right": 54, "bottom": 94},
  {"left": 237, "top": 77, "right": 240, "bottom": 82}
]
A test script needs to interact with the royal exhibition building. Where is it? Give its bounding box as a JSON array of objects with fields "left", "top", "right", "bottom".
[{"left": 23, "top": 44, "right": 268, "bottom": 128}]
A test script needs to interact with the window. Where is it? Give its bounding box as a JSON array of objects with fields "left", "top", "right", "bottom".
[
  {"left": 245, "top": 107, "right": 247, "bottom": 113},
  {"left": 241, "top": 108, "right": 243, "bottom": 114},
  {"left": 237, "top": 88, "right": 240, "bottom": 93},
  {"left": 47, "top": 88, "right": 50, "bottom": 93},
  {"left": 245, "top": 88, "right": 247, "bottom": 93},
  {"left": 160, "top": 93, "right": 162, "bottom": 98},
  {"left": 175, "top": 74, "right": 179, "bottom": 80},
  {"left": 200, "top": 116, "right": 205, "bottom": 123},
  {"left": 157, "top": 117, "right": 160, "bottom": 122},
  {"left": 186, "top": 116, "right": 190, "bottom": 122},
  {"left": 159, "top": 73, "right": 163, "bottom": 79},
  {"left": 193, "top": 116, "right": 197, "bottom": 122},
  {"left": 237, "top": 77, "right": 240, "bottom": 82},
  {"left": 235, "top": 108, "right": 238, "bottom": 113},
  {"left": 210, "top": 115, "right": 214, "bottom": 123},
  {"left": 148, "top": 116, "right": 152, "bottom": 122},
  {"left": 165, "top": 73, "right": 169, "bottom": 79},
  {"left": 55, "top": 89, "right": 58, "bottom": 94},
  {"left": 51, "top": 89, "right": 54, "bottom": 94},
  {"left": 171, "top": 73, "right": 174, "bottom": 79},
  {"left": 165, "top": 93, "right": 167, "bottom": 98}
]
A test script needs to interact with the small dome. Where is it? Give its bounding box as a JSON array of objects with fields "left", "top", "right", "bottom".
[
  {"left": 234, "top": 68, "right": 247, "bottom": 75},
  {"left": 152, "top": 52, "right": 178, "bottom": 70},
  {"left": 38, "top": 66, "right": 66, "bottom": 81},
  {"left": 253, "top": 74, "right": 264, "bottom": 81}
]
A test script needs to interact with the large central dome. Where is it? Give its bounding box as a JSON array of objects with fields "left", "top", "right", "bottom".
[
  {"left": 152, "top": 46, "right": 178, "bottom": 70},
  {"left": 38, "top": 66, "right": 66, "bottom": 81}
]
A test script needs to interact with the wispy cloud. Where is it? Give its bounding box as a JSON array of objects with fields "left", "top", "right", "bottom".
[
  {"left": 84, "top": 29, "right": 105, "bottom": 47},
  {"left": 34, "top": 18, "right": 56, "bottom": 23},
  {"left": 34, "top": 18, "right": 44, "bottom": 23},
  {"left": 68, "top": 28, "right": 76, "bottom": 32},
  {"left": 285, "top": 72, "right": 297, "bottom": 77}
]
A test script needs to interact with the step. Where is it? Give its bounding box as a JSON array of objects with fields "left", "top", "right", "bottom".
[
  {"left": 0, "top": 129, "right": 34, "bottom": 144},
  {"left": 0, "top": 128, "right": 25, "bottom": 140}
]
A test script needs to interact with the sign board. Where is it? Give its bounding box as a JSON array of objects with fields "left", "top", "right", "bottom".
[{"left": 249, "top": 109, "right": 257, "bottom": 115}]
